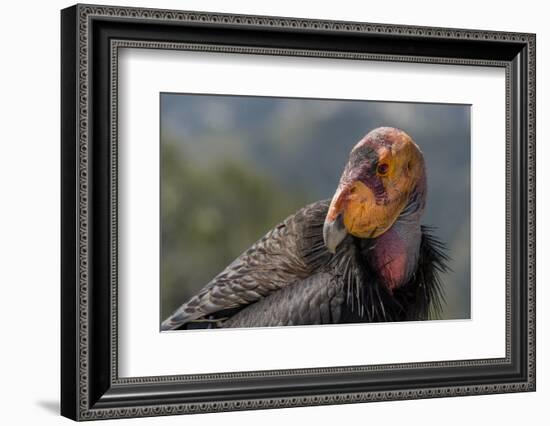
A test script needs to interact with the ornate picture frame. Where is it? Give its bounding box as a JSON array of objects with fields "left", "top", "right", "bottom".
[{"left": 61, "top": 3, "right": 535, "bottom": 420}]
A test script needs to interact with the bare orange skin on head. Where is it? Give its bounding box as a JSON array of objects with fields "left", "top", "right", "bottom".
[
  {"left": 327, "top": 128, "right": 424, "bottom": 239},
  {"left": 343, "top": 181, "right": 405, "bottom": 238}
]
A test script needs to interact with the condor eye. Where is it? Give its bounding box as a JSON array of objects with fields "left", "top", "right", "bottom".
[{"left": 377, "top": 163, "right": 389, "bottom": 176}]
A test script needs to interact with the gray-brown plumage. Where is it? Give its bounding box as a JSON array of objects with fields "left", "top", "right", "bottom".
[{"left": 161, "top": 127, "right": 448, "bottom": 331}]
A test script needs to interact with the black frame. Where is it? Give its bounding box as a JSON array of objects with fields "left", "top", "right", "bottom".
[{"left": 61, "top": 4, "right": 536, "bottom": 421}]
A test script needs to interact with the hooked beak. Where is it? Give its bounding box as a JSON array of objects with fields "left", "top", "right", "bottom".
[
  {"left": 322, "top": 179, "right": 400, "bottom": 253},
  {"left": 323, "top": 213, "right": 347, "bottom": 254}
]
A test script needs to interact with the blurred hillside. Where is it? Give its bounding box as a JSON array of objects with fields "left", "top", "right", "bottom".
[{"left": 160, "top": 94, "right": 471, "bottom": 322}]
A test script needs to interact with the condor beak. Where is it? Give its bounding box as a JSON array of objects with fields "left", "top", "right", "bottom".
[
  {"left": 323, "top": 186, "right": 349, "bottom": 253},
  {"left": 323, "top": 178, "right": 398, "bottom": 253},
  {"left": 323, "top": 213, "right": 347, "bottom": 254}
]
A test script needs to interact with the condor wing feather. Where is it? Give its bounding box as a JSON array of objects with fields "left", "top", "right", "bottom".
[
  {"left": 161, "top": 200, "right": 332, "bottom": 330},
  {"left": 221, "top": 272, "right": 346, "bottom": 328}
]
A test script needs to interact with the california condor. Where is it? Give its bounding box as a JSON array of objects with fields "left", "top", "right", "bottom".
[{"left": 161, "top": 127, "right": 448, "bottom": 330}]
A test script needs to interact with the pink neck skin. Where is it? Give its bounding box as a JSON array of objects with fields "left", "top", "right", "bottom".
[
  {"left": 371, "top": 172, "right": 426, "bottom": 293},
  {"left": 371, "top": 222, "right": 421, "bottom": 293}
]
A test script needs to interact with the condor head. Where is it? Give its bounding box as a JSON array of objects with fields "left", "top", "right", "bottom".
[{"left": 323, "top": 127, "right": 426, "bottom": 253}]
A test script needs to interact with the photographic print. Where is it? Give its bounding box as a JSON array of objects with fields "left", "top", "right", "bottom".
[
  {"left": 61, "top": 6, "right": 535, "bottom": 418},
  {"left": 160, "top": 94, "right": 471, "bottom": 330}
]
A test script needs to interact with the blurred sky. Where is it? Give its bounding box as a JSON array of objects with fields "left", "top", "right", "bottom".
[{"left": 160, "top": 93, "right": 471, "bottom": 320}]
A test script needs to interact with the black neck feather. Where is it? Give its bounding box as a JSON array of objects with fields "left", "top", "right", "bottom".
[{"left": 336, "top": 226, "right": 449, "bottom": 323}]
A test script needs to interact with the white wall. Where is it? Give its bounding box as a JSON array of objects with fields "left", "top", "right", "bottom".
[{"left": 0, "top": 0, "right": 546, "bottom": 424}]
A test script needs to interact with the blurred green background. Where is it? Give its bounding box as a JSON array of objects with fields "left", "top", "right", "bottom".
[{"left": 160, "top": 94, "right": 471, "bottom": 322}]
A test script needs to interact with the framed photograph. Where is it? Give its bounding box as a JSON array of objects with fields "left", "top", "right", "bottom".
[{"left": 61, "top": 4, "right": 536, "bottom": 421}]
